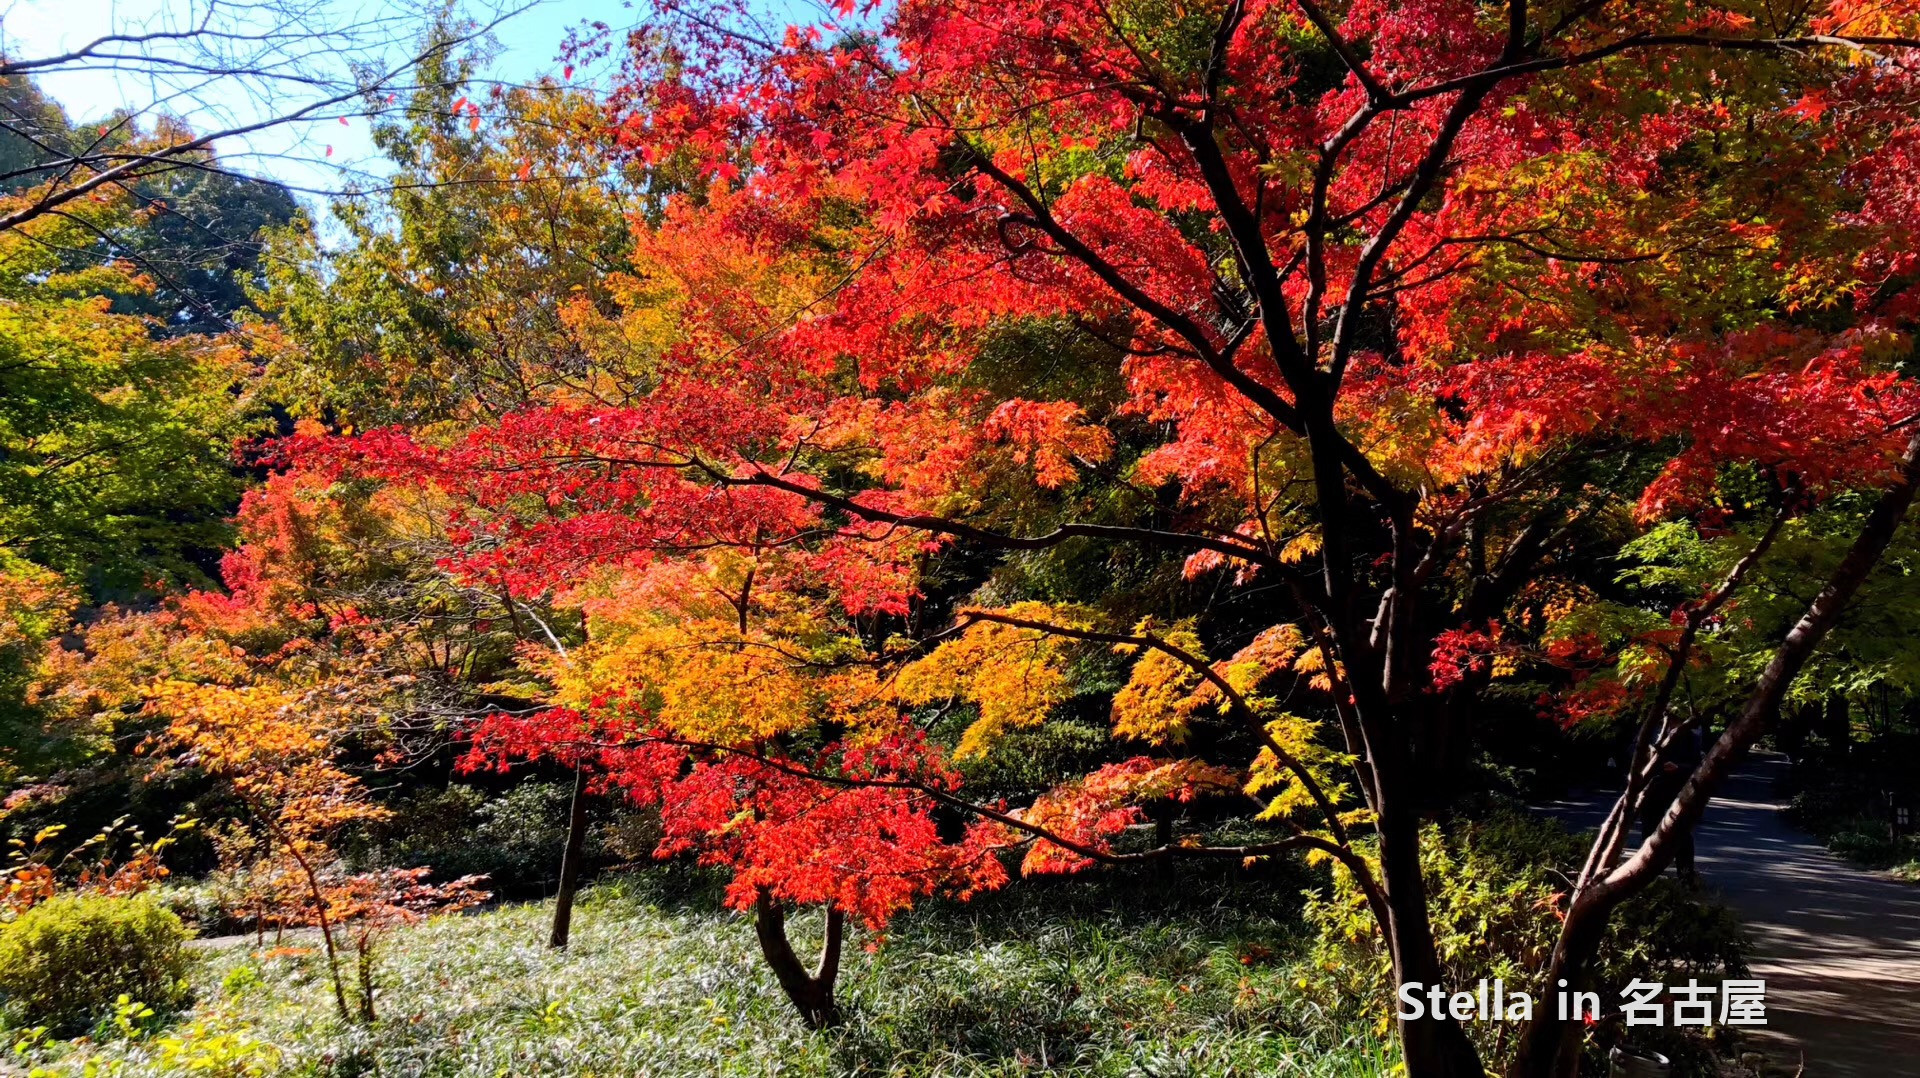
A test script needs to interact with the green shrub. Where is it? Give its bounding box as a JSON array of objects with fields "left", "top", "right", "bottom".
[
  {"left": 0, "top": 893, "right": 193, "bottom": 1033},
  {"left": 1301, "top": 808, "right": 1746, "bottom": 1073},
  {"left": 149, "top": 878, "right": 228, "bottom": 932},
  {"left": 1785, "top": 743, "right": 1920, "bottom": 872}
]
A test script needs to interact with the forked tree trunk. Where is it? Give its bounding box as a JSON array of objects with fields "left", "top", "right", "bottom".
[
  {"left": 753, "top": 893, "right": 844, "bottom": 1029},
  {"left": 1507, "top": 429, "right": 1920, "bottom": 1078},
  {"left": 292, "top": 847, "right": 352, "bottom": 1022},
  {"left": 549, "top": 764, "right": 591, "bottom": 948}
]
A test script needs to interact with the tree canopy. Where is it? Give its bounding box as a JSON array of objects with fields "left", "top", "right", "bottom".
[
  {"left": 292, "top": 3, "right": 1920, "bottom": 1074},
  {"left": 8, "top": 4, "right": 1920, "bottom": 1077}
]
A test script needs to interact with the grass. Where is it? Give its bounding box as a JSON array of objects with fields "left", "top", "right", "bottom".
[{"left": 7, "top": 869, "right": 1397, "bottom": 1078}]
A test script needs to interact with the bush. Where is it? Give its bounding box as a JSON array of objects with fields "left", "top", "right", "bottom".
[
  {"left": 1781, "top": 731, "right": 1920, "bottom": 873},
  {"left": 148, "top": 878, "right": 229, "bottom": 932},
  {"left": 1301, "top": 808, "right": 1746, "bottom": 1073},
  {"left": 1788, "top": 770, "right": 1920, "bottom": 873},
  {"left": 0, "top": 893, "right": 193, "bottom": 1033}
]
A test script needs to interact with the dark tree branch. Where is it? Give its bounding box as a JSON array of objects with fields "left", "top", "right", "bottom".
[
  {"left": 953, "top": 608, "right": 1356, "bottom": 849},
  {"left": 1513, "top": 429, "right": 1920, "bottom": 1078},
  {"left": 698, "top": 461, "right": 1332, "bottom": 600},
  {"left": 960, "top": 143, "right": 1310, "bottom": 435},
  {"left": 0, "top": 4, "right": 537, "bottom": 233},
  {"left": 1576, "top": 498, "right": 1793, "bottom": 893},
  {"left": 1293, "top": 0, "right": 1394, "bottom": 105}
]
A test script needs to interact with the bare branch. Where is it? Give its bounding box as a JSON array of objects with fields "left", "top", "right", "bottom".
[{"left": 0, "top": 1, "right": 541, "bottom": 233}]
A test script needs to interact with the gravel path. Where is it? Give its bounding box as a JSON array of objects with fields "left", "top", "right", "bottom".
[{"left": 1537, "top": 754, "right": 1920, "bottom": 1077}]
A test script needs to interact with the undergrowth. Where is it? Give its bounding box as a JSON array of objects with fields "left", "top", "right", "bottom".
[{"left": 8, "top": 867, "right": 1396, "bottom": 1078}]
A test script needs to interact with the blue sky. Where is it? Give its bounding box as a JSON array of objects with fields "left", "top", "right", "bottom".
[{"left": 0, "top": 0, "right": 659, "bottom": 200}]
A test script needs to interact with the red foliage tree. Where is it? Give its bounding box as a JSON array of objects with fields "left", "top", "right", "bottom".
[{"left": 315, "top": 2, "right": 1920, "bottom": 1074}]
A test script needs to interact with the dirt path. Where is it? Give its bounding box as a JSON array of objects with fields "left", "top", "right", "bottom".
[{"left": 1537, "top": 754, "right": 1920, "bottom": 1077}]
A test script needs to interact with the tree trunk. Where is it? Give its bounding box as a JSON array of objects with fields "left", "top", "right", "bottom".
[
  {"left": 354, "top": 931, "right": 378, "bottom": 1022},
  {"left": 753, "top": 893, "right": 844, "bottom": 1030},
  {"left": 549, "top": 764, "right": 591, "bottom": 949},
  {"left": 1507, "top": 889, "right": 1615, "bottom": 1078},
  {"left": 1822, "top": 691, "right": 1851, "bottom": 758},
  {"left": 1154, "top": 805, "right": 1177, "bottom": 879},
  {"left": 1377, "top": 790, "right": 1489, "bottom": 1078},
  {"left": 1508, "top": 429, "right": 1920, "bottom": 1078},
  {"left": 257, "top": 806, "right": 351, "bottom": 1023},
  {"left": 290, "top": 847, "right": 350, "bottom": 1021}
]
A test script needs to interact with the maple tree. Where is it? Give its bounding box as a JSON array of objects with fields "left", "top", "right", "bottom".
[
  {"left": 249, "top": 60, "right": 722, "bottom": 949},
  {"left": 150, "top": 657, "right": 488, "bottom": 1025},
  {"left": 452, "top": 557, "right": 1012, "bottom": 1025},
  {"left": 288, "top": 1, "right": 1920, "bottom": 1074},
  {"left": 22, "top": 462, "right": 503, "bottom": 1021}
]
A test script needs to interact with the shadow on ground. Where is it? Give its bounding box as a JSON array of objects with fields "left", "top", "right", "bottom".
[{"left": 1535, "top": 754, "right": 1920, "bottom": 1078}]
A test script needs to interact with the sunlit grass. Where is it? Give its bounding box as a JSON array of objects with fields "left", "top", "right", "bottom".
[{"left": 12, "top": 869, "right": 1396, "bottom": 1077}]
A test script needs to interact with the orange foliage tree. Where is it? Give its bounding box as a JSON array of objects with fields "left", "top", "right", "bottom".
[{"left": 32, "top": 467, "right": 494, "bottom": 1022}]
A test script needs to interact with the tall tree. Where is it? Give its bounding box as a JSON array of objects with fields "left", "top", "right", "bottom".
[
  {"left": 317, "top": 2, "right": 1920, "bottom": 1074},
  {"left": 255, "top": 46, "right": 646, "bottom": 427},
  {"left": 0, "top": 205, "right": 254, "bottom": 594},
  {"left": 0, "top": 76, "right": 300, "bottom": 333}
]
